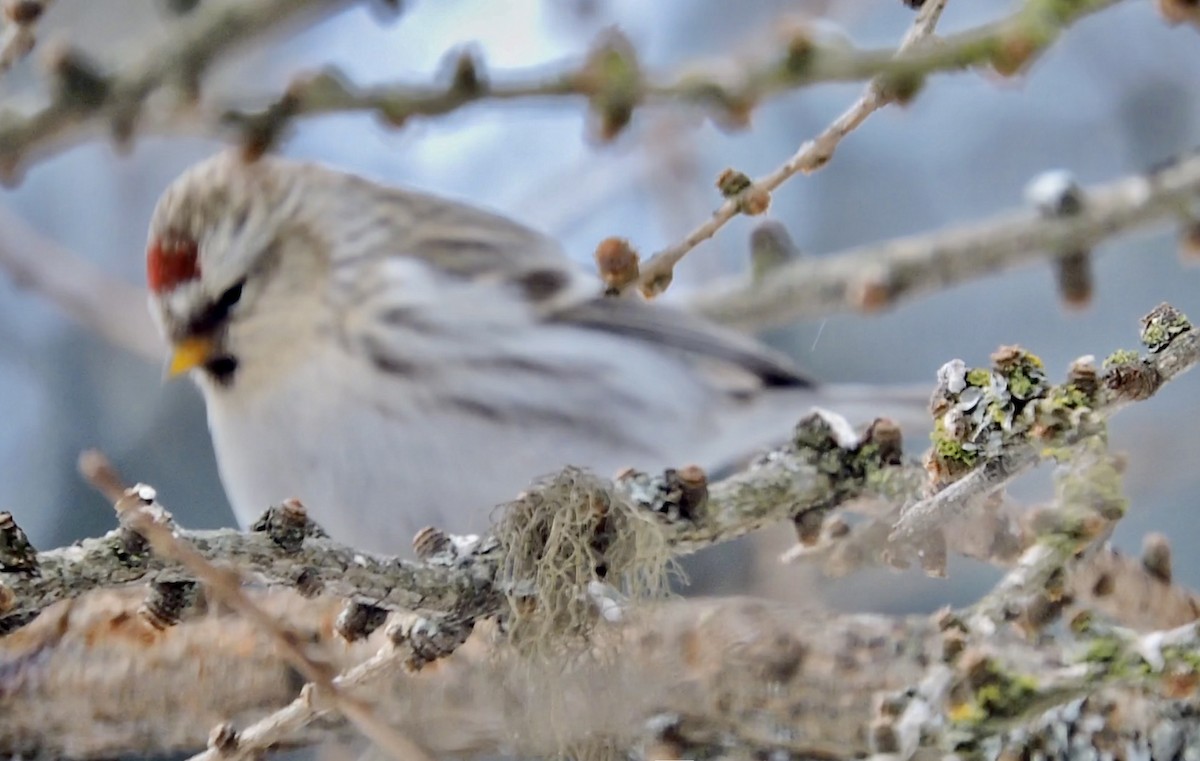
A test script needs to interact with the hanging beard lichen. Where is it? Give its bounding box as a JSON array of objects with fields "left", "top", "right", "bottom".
[{"left": 493, "top": 467, "right": 677, "bottom": 655}]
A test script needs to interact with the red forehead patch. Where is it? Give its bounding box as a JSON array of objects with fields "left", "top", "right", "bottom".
[{"left": 147, "top": 235, "right": 200, "bottom": 294}]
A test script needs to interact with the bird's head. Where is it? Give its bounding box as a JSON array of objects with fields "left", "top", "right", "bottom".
[{"left": 146, "top": 153, "right": 332, "bottom": 389}]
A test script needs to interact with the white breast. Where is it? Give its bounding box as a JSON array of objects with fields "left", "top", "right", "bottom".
[{"left": 202, "top": 327, "right": 727, "bottom": 556}]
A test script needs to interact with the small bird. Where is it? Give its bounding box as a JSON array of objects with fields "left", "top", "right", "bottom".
[{"left": 146, "top": 152, "right": 907, "bottom": 555}]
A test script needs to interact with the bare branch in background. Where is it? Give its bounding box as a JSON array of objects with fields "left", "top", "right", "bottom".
[
  {"left": 0, "top": 0, "right": 1126, "bottom": 182},
  {"left": 0, "top": 0, "right": 51, "bottom": 72},
  {"left": 693, "top": 151, "right": 1200, "bottom": 330},
  {"left": 0, "top": 204, "right": 162, "bottom": 362},
  {"left": 0, "top": 0, "right": 356, "bottom": 180}
]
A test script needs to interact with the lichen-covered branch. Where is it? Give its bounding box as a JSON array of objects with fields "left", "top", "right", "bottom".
[
  {"left": 0, "top": 414, "right": 911, "bottom": 633},
  {"left": 692, "top": 150, "right": 1200, "bottom": 330},
  {"left": 893, "top": 304, "right": 1198, "bottom": 545}
]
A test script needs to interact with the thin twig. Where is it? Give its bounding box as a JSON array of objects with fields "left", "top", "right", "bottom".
[
  {"left": 0, "top": 206, "right": 163, "bottom": 362},
  {"left": 629, "top": 0, "right": 951, "bottom": 296},
  {"left": 113, "top": 486, "right": 432, "bottom": 761}
]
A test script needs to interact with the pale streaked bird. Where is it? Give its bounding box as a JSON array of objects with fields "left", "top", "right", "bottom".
[{"left": 147, "top": 152, "right": 913, "bottom": 555}]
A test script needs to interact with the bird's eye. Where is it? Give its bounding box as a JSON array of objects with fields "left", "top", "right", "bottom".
[
  {"left": 185, "top": 278, "right": 247, "bottom": 336},
  {"left": 215, "top": 279, "right": 245, "bottom": 315}
]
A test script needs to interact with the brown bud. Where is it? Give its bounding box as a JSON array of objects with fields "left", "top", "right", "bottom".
[
  {"left": 1142, "top": 532, "right": 1173, "bottom": 584},
  {"left": 0, "top": 511, "right": 38, "bottom": 573},
  {"left": 294, "top": 567, "right": 323, "bottom": 598},
  {"left": 852, "top": 275, "right": 891, "bottom": 312},
  {"left": 1090, "top": 572, "right": 1114, "bottom": 597},
  {"left": 412, "top": 525, "right": 453, "bottom": 560},
  {"left": 139, "top": 580, "right": 197, "bottom": 630},
  {"left": 1054, "top": 249, "right": 1093, "bottom": 309},
  {"left": 208, "top": 722, "right": 239, "bottom": 755},
  {"left": 1103, "top": 358, "right": 1160, "bottom": 402},
  {"left": 941, "top": 627, "right": 967, "bottom": 663},
  {"left": 1066, "top": 355, "right": 1099, "bottom": 397},
  {"left": 394, "top": 616, "right": 473, "bottom": 670},
  {"left": 593, "top": 237, "right": 640, "bottom": 291},
  {"left": 738, "top": 186, "right": 771, "bottom": 215},
  {"left": 869, "top": 719, "right": 900, "bottom": 754},
  {"left": 864, "top": 417, "right": 904, "bottom": 465},
  {"left": 1179, "top": 221, "right": 1200, "bottom": 262},
  {"left": 0, "top": 580, "right": 13, "bottom": 615},
  {"left": 336, "top": 600, "right": 389, "bottom": 642},
  {"left": 250, "top": 498, "right": 313, "bottom": 552},
  {"left": 581, "top": 29, "right": 641, "bottom": 143},
  {"left": 1020, "top": 593, "right": 1065, "bottom": 633},
  {"left": 44, "top": 44, "right": 109, "bottom": 109},
  {"left": 715, "top": 168, "right": 752, "bottom": 197},
  {"left": 749, "top": 220, "right": 801, "bottom": 281},
  {"left": 794, "top": 509, "right": 824, "bottom": 546},
  {"left": 990, "top": 31, "right": 1040, "bottom": 77},
  {"left": 5, "top": 0, "right": 42, "bottom": 23},
  {"left": 1158, "top": 0, "right": 1200, "bottom": 27},
  {"left": 445, "top": 48, "right": 484, "bottom": 94},
  {"left": 675, "top": 464, "right": 708, "bottom": 519}
]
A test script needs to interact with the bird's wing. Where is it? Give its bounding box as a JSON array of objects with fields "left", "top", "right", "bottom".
[
  {"left": 546, "top": 296, "right": 813, "bottom": 389},
  {"left": 365, "top": 184, "right": 812, "bottom": 389}
]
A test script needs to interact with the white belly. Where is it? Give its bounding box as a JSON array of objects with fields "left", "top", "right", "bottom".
[{"left": 203, "top": 339, "right": 723, "bottom": 556}]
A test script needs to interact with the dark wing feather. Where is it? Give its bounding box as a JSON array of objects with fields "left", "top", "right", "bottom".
[{"left": 549, "top": 297, "right": 812, "bottom": 388}]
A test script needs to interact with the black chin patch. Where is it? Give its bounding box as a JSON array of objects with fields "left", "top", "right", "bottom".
[{"left": 203, "top": 354, "right": 239, "bottom": 386}]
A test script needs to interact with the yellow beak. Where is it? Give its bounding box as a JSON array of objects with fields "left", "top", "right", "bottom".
[{"left": 167, "top": 336, "right": 216, "bottom": 378}]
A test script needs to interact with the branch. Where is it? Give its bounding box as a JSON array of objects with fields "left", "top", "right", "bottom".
[
  {"left": 112, "top": 487, "right": 431, "bottom": 761},
  {"left": 692, "top": 150, "right": 1200, "bottom": 330},
  {"left": 0, "top": 414, "right": 913, "bottom": 633},
  {"left": 628, "top": 0, "right": 951, "bottom": 296},
  {"left": 0, "top": 0, "right": 51, "bottom": 72},
  {"left": 0, "top": 0, "right": 1126, "bottom": 180},
  {"left": 0, "top": 204, "right": 163, "bottom": 362},
  {"left": 892, "top": 303, "right": 1198, "bottom": 544},
  {"left": 0, "top": 0, "right": 358, "bottom": 179}
]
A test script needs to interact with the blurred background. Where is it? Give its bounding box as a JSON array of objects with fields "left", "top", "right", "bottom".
[{"left": 0, "top": 0, "right": 1197, "bottom": 613}]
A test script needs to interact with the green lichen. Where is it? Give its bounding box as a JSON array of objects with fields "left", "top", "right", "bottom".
[
  {"left": 952, "top": 660, "right": 1041, "bottom": 727},
  {"left": 1008, "top": 372, "right": 1035, "bottom": 399},
  {"left": 1140, "top": 304, "right": 1191, "bottom": 353},
  {"left": 1083, "top": 637, "right": 1121, "bottom": 665},
  {"left": 966, "top": 368, "right": 992, "bottom": 387},
  {"left": 1104, "top": 348, "right": 1140, "bottom": 368},
  {"left": 931, "top": 420, "right": 976, "bottom": 468}
]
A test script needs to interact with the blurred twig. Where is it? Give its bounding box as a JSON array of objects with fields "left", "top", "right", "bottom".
[
  {"left": 0, "top": 0, "right": 1126, "bottom": 180},
  {"left": 0, "top": 0, "right": 356, "bottom": 179},
  {"left": 692, "top": 150, "right": 1200, "bottom": 330},
  {"left": 0, "top": 204, "right": 163, "bottom": 362},
  {"left": 0, "top": 0, "right": 51, "bottom": 72}
]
